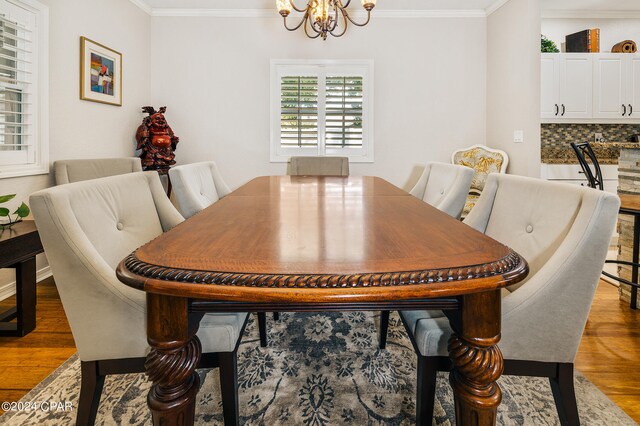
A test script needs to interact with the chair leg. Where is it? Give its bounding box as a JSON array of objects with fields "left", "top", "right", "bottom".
[
  {"left": 257, "top": 312, "right": 268, "bottom": 347},
  {"left": 549, "top": 363, "right": 580, "bottom": 426},
  {"left": 379, "top": 310, "right": 390, "bottom": 349},
  {"left": 219, "top": 351, "right": 240, "bottom": 426},
  {"left": 77, "top": 361, "right": 105, "bottom": 426},
  {"left": 416, "top": 355, "right": 438, "bottom": 426},
  {"left": 273, "top": 312, "right": 280, "bottom": 321}
]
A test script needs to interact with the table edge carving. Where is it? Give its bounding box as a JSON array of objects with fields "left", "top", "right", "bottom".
[{"left": 122, "top": 250, "right": 526, "bottom": 289}]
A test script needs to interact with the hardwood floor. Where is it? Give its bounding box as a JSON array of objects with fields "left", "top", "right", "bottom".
[
  {"left": 0, "top": 277, "right": 638, "bottom": 421},
  {"left": 575, "top": 280, "right": 640, "bottom": 422}
]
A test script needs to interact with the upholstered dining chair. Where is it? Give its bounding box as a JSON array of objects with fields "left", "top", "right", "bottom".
[
  {"left": 398, "top": 174, "right": 620, "bottom": 426},
  {"left": 407, "top": 162, "right": 475, "bottom": 219},
  {"left": 288, "top": 156, "right": 350, "bottom": 176},
  {"left": 30, "top": 172, "right": 248, "bottom": 426},
  {"left": 378, "top": 162, "right": 474, "bottom": 349},
  {"left": 168, "top": 161, "right": 231, "bottom": 219},
  {"left": 54, "top": 157, "right": 142, "bottom": 185},
  {"left": 169, "top": 161, "right": 271, "bottom": 347},
  {"left": 451, "top": 144, "right": 508, "bottom": 218}
]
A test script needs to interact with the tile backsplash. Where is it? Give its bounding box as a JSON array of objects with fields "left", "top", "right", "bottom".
[{"left": 541, "top": 123, "right": 640, "bottom": 149}]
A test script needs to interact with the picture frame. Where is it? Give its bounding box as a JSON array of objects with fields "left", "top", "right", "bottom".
[{"left": 80, "top": 37, "right": 122, "bottom": 106}]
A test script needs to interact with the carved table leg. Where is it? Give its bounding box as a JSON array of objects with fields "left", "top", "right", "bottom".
[
  {"left": 448, "top": 290, "right": 503, "bottom": 426},
  {"left": 145, "top": 293, "right": 202, "bottom": 426}
]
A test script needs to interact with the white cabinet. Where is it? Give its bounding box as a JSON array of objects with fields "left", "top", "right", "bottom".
[
  {"left": 541, "top": 54, "right": 592, "bottom": 120},
  {"left": 542, "top": 53, "right": 640, "bottom": 121},
  {"left": 593, "top": 55, "right": 627, "bottom": 119},
  {"left": 540, "top": 164, "right": 618, "bottom": 194}
]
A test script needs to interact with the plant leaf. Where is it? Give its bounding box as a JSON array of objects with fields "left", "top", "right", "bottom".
[
  {"left": 0, "top": 194, "right": 16, "bottom": 204},
  {"left": 0, "top": 207, "right": 9, "bottom": 217},
  {"left": 14, "top": 202, "right": 30, "bottom": 218}
]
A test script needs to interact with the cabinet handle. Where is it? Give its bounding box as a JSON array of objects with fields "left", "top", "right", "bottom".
[
  {"left": 555, "top": 104, "right": 559, "bottom": 116},
  {"left": 561, "top": 104, "right": 566, "bottom": 116},
  {"left": 623, "top": 104, "right": 627, "bottom": 116},
  {"left": 630, "top": 104, "right": 633, "bottom": 116}
]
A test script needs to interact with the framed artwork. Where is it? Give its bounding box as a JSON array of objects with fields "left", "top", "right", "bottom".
[{"left": 80, "top": 37, "right": 122, "bottom": 106}]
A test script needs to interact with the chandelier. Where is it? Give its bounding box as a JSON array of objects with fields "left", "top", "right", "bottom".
[{"left": 276, "top": 0, "right": 377, "bottom": 40}]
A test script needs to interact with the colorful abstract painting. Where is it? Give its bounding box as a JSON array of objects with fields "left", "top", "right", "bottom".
[
  {"left": 90, "top": 53, "right": 115, "bottom": 96},
  {"left": 80, "top": 37, "right": 122, "bottom": 106}
]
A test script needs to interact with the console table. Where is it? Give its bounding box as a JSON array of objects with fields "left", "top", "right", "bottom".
[{"left": 0, "top": 220, "right": 44, "bottom": 337}]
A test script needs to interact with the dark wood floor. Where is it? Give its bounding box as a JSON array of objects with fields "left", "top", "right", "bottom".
[{"left": 0, "top": 278, "right": 638, "bottom": 421}]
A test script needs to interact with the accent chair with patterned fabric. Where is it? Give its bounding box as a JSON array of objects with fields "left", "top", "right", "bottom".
[{"left": 451, "top": 144, "right": 509, "bottom": 218}]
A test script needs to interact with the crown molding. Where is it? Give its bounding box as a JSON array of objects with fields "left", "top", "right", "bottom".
[
  {"left": 128, "top": 0, "right": 152, "bottom": 15},
  {"left": 151, "top": 8, "right": 487, "bottom": 18},
  {"left": 542, "top": 9, "right": 640, "bottom": 19},
  {"left": 486, "top": 0, "right": 511, "bottom": 16}
]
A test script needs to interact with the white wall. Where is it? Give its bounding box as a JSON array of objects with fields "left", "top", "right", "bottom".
[
  {"left": 543, "top": 18, "right": 640, "bottom": 53},
  {"left": 150, "top": 16, "right": 487, "bottom": 190},
  {"left": 487, "top": 0, "right": 541, "bottom": 177},
  {"left": 0, "top": 0, "right": 150, "bottom": 296}
]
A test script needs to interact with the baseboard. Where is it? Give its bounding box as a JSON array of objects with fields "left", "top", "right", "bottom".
[{"left": 0, "top": 266, "right": 52, "bottom": 301}]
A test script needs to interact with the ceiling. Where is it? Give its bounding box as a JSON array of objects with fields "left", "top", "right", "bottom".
[
  {"left": 540, "top": 0, "right": 640, "bottom": 12},
  {"left": 137, "top": 0, "right": 640, "bottom": 14},
  {"left": 142, "top": 0, "right": 499, "bottom": 11}
]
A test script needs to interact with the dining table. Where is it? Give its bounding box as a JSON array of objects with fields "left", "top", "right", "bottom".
[{"left": 116, "top": 175, "right": 529, "bottom": 426}]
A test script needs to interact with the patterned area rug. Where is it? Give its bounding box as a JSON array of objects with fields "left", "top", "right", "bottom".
[{"left": 1, "top": 312, "right": 637, "bottom": 425}]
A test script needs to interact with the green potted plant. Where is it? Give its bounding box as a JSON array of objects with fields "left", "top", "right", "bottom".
[
  {"left": 542, "top": 35, "right": 560, "bottom": 53},
  {"left": 0, "top": 194, "right": 30, "bottom": 229}
]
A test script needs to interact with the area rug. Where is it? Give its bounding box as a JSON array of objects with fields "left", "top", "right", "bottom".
[{"left": 1, "top": 312, "right": 637, "bottom": 425}]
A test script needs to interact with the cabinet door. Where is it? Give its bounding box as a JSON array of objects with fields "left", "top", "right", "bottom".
[
  {"left": 593, "top": 55, "right": 627, "bottom": 119},
  {"left": 560, "top": 55, "right": 593, "bottom": 119},
  {"left": 629, "top": 56, "right": 640, "bottom": 118},
  {"left": 541, "top": 55, "right": 560, "bottom": 119}
]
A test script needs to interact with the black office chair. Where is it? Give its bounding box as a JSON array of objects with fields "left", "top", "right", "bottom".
[{"left": 571, "top": 142, "right": 639, "bottom": 309}]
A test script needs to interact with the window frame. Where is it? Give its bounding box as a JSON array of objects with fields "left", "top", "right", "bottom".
[
  {"left": 0, "top": 0, "right": 49, "bottom": 179},
  {"left": 270, "top": 59, "right": 374, "bottom": 163}
]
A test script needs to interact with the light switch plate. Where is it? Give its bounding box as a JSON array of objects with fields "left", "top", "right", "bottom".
[{"left": 514, "top": 130, "right": 524, "bottom": 143}]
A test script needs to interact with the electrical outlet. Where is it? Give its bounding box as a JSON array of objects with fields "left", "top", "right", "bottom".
[
  {"left": 513, "top": 130, "right": 524, "bottom": 143},
  {"left": 595, "top": 133, "right": 605, "bottom": 142}
]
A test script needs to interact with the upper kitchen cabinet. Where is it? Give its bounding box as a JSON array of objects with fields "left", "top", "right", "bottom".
[
  {"left": 542, "top": 53, "right": 640, "bottom": 122},
  {"left": 541, "top": 54, "right": 593, "bottom": 120}
]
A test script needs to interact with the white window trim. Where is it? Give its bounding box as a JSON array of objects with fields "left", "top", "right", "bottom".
[
  {"left": 270, "top": 59, "right": 374, "bottom": 163},
  {"left": 0, "top": 0, "right": 49, "bottom": 179}
]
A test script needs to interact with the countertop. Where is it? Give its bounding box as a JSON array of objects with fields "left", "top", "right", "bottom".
[{"left": 542, "top": 141, "right": 640, "bottom": 165}]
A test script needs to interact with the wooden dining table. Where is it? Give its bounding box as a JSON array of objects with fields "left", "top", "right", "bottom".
[{"left": 116, "top": 175, "right": 528, "bottom": 426}]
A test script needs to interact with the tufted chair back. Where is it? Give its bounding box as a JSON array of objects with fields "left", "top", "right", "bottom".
[
  {"left": 464, "top": 174, "right": 619, "bottom": 362},
  {"left": 169, "top": 161, "right": 232, "bottom": 218},
  {"left": 409, "top": 162, "right": 474, "bottom": 219},
  {"left": 288, "top": 156, "right": 349, "bottom": 177},
  {"left": 54, "top": 158, "right": 143, "bottom": 185},
  {"left": 30, "top": 172, "right": 184, "bottom": 361}
]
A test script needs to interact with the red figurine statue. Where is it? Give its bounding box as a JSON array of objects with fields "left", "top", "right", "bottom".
[{"left": 136, "top": 106, "right": 179, "bottom": 172}]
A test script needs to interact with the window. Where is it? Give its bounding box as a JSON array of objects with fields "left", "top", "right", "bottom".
[
  {"left": 0, "top": 0, "right": 48, "bottom": 179},
  {"left": 271, "top": 60, "right": 373, "bottom": 162}
]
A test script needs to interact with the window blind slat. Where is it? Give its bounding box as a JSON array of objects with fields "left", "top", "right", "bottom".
[{"left": 280, "top": 76, "right": 319, "bottom": 148}]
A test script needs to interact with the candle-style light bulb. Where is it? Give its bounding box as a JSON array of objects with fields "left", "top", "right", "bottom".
[
  {"left": 361, "top": 0, "right": 375, "bottom": 11},
  {"left": 277, "top": 0, "right": 292, "bottom": 16}
]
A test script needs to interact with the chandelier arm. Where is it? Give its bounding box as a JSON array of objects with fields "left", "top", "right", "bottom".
[
  {"left": 339, "top": 0, "right": 352, "bottom": 8},
  {"left": 289, "top": 0, "right": 309, "bottom": 13},
  {"left": 283, "top": 14, "right": 308, "bottom": 31},
  {"left": 328, "top": 1, "right": 340, "bottom": 33},
  {"left": 344, "top": 9, "right": 371, "bottom": 27},
  {"left": 331, "top": 7, "right": 349, "bottom": 37},
  {"left": 304, "top": 16, "right": 322, "bottom": 38}
]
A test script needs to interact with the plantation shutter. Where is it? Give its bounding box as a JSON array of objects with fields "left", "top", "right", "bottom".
[
  {"left": 280, "top": 76, "right": 319, "bottom": 148},
  {"left": 0, "top": 4, "right": 34, "bottom": 165},
  {"left": 325, "top": 76, "right": 363, "bottom": 148}
]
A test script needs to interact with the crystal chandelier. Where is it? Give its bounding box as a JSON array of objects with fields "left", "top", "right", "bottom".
[{"left": 277, "top": 0, "right": 376, "bottom": 40}]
